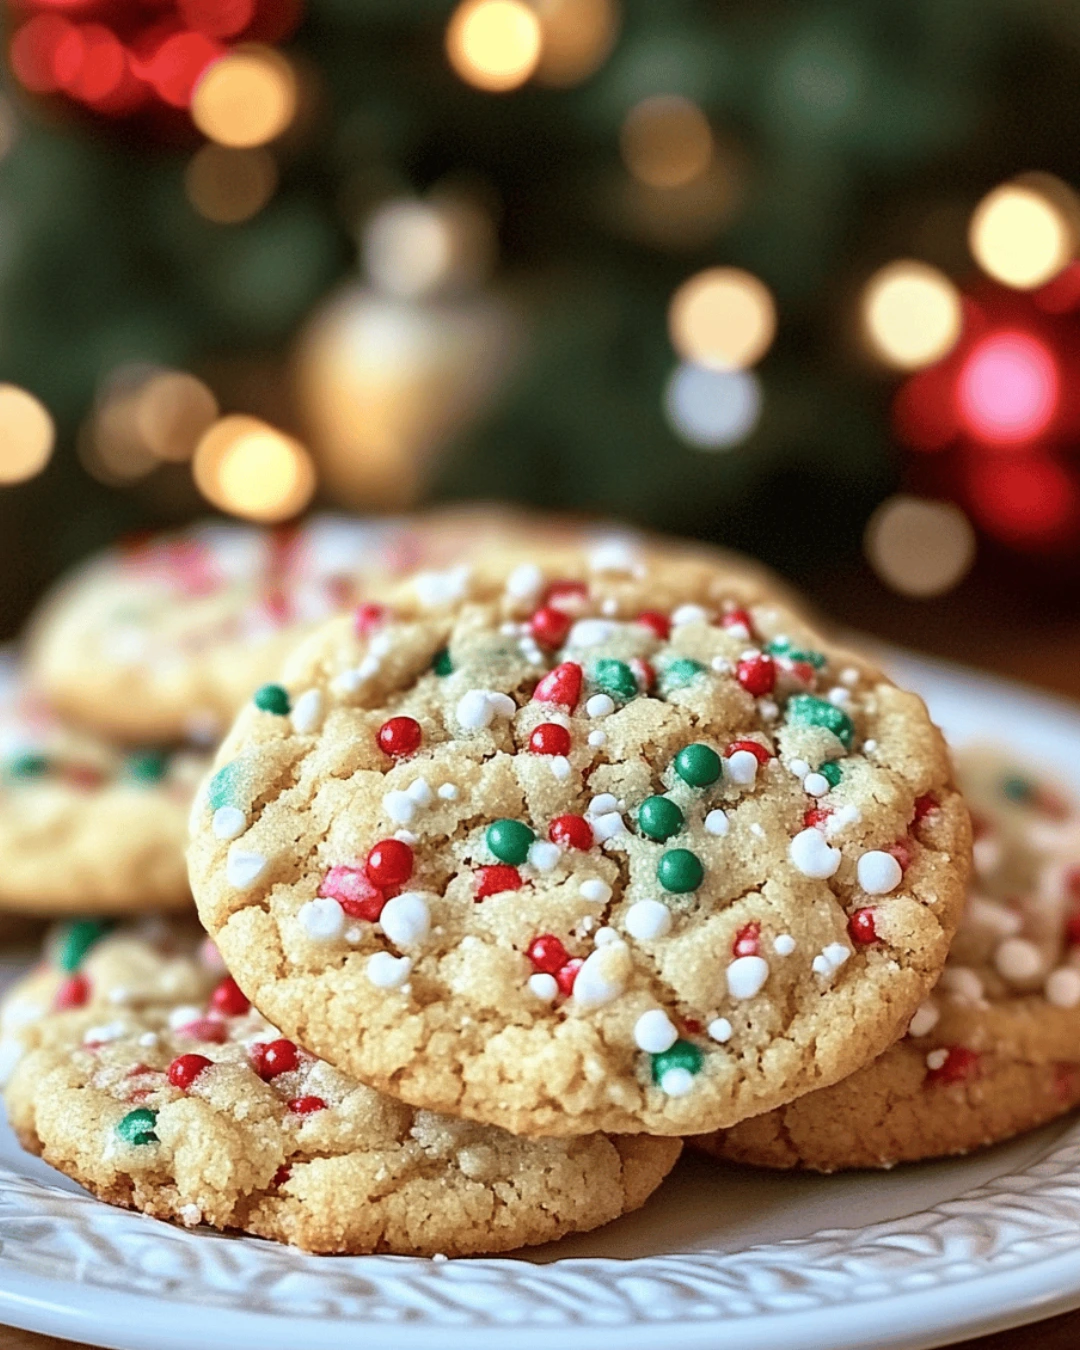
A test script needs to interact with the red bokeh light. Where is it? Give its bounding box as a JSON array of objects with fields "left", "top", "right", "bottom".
[
  {"left": 966, "top": 456, "right": 1078, "bottom": 546},
  {"left": 9, "top": 14, "right": 76, "bottom": 93},
  {"left": 956, "top": 332, "right": 1059, "bottom": 445},
  {"left": 177, "top": 0, "right": 255, "bottom": 40}
]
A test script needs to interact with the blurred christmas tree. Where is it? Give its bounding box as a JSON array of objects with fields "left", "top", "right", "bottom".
[{"left": 3, "top": 0, "right": 1080, "bottom": 634}]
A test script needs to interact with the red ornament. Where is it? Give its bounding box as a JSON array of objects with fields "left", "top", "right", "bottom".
[
  {"left": 209, "top": 976, "right": 249, "bottom": 1017},
  {"left": 288, "top": 1095, "right": 327, "bottom": 1115},
  {"left": 319, "top": 865, "right": 387, "bottom": 921},
  {"left": 354, "top": 603, "right": 386, "bottom": 636},
  {"left": 732, "top": 922, "right": 760, "bottom": 957},
  {"left": 475, "top": 864, "right": 522, "bottom": 899},
  {"left": 54, "top": 973, "right": 90, "bottom": 1011},
  {"left": 925, "top": 1046, "right": 979, "bottom": 1087},
  {"left": 533, "top": 662, "right": 583, "bottom": 708},
  {"left": 167, "top": 1053, "right": 213, "bottom": 1090},
  {"left": 549, "top": 814, "right": 593, "bottom": 850},
  {"left": 252, "top": 1039, "right": 299, "bottom": 1080},
  {"left": 848, "top": 908, "right": 879, "bottom": 945},
  {"left": 365, "top": 839, "right": 413, "bottom": 889},
  {"left": 175, "top": 1017, "right": 227, "bottom": 1043},
  {"left": 529, "top": 723, "right": 572, "bottom": 756},
  {"left": 527, "top": 934, "right": 569, "bottom": 974},
  {"left": 529, "top": 606, "right": 572, "bottom": 649},
  {"left": 555, "top": 958, "right": 583, "bottom": 997},
  {"left": 727, "top": 738, "right": 772, "bottom": 764},
  {"left": 721, "top": 609, "right": 754, "bottom": 637},
  {"left": 735, "top": 653, "right": 776, "bottom": 697},
  {"left": 636, "top": 610, "right": 671, "bottom": 639},
  {"left": 377, "top": 716, "right": 422, "bottom": 758}
]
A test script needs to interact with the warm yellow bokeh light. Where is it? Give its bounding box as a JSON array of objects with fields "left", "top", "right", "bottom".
[
  {"left": 620, "top": 96, "right": 713, "bottom": 190},
  {"left": 969, "top": 184, "right": 1073, "bottom": 290},
  {"left": 446, "top": 0, "right": 542, "bottom": 92},
  {"left": 668, "top": 267, "right": 776, "bottom": 371},
  {"left": 861, "top": 260, "right": 963, "bottom": 370},
  {"left": 533, "top": 0, "right": 619, "bottom": 88},
  {"left": 136, "top": 372, "right": 219, "bottom": 461},
  {"left": 191, "top": 48, "right": 297, "bottom": 149},
  {"left": 193, "top": 415, "right": 316, "bottom": 521},
  {"left": 185, "top": 144, "right": 278, "bottom": 223},
  {"left": 0, "top": 384, "right": 55, "bottom": 484},
  {"left": 865, "top": 495, "right": 976, "bottom": 598}
]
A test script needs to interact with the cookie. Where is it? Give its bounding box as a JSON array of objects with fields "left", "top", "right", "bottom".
[
  {"left": 188, "top": 545, "right": 970, "bottom": 1137},
  {"left": 693, "top": 747, "right": 1080, "bottom": 1170},
  {"left": 0, "top": 675, "right": 207, "bottom": 913},
  {"left": 5, "top": 982, "right": 681, "bottom": 1256}
]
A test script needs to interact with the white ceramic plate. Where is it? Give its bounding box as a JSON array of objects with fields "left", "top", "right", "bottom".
[{"left": 3, "top": 651, "right": 1080, "bottom": 1350}]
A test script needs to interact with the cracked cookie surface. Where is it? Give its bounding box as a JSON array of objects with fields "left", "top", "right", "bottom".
[
  {"left": 694, "top": 747, "right": 1080, "bottom": 1170},
  {"left": 188, "top": 545, "right": 970, "bottom": 1136}
]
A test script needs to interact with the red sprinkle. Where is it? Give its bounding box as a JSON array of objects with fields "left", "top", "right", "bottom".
[
  {"left": 176, "top": 1018, "right": 227, "bottom": 1043},
  {"left": 888, "top": 838, "right": 914, "bottom": 872},
  {"left": 682, "top": 1018, "right": 703, "bottom": 1035},
  {"left": 735, "top": 654, "right": 776, "bottom": 697},
  {"left": 636, "top": 610, "right": 671, "bottom": 639},
  {"left": 288, "top": 1095, "right": 327, "bottom": 1115},
  {"left": 804, "top": 806, "right": 831, "bottom": 829},
  {"left": 533, "top": 661, "right": 583, "bottom": 708},
  {"left": 912, "top": 793, "right": 938, "bottom": 823},
  {"left": 788, "top": 660, "right": 817, "bottom": 686},
  {"left": 848, "top": 908, "right": 879, "bottom": 944},
  {"left": 630, "top": 657, "right": 655, "bottom": 692},
  {"left": 544, "top": 580, "right": 588, "bottom": 612},
  {"left": 527, "top": 934, "right": 570, "bottom": 974},
  {"left": 319, "top": 865, "right": 387, "bottom": 922},
  {"left": 209, "top": 976, "right": 250, "bottom": 1017},
  {"left": 549, "top": 814, "right": 594, "bottom": 850},
  {"left": 377, "top": 716, "right": 422, "bottom": 759},
  {"left": 354, "top": 603, "right": 385, "bottom": 636},
  {"left": 475, "top": 864, "right": 522, "bottom": 899},
  {"left": 529, "top": 605, "right": 572, "bottom": 649},
  {"left": 167, "top": 1053, "right": 213, "bottom": 1090},
  {"left": 727, "top": 739, "right": 772, "bottom": 764},
  {"left": 733, "top": 922, "right": 761, "bottom": 957},
  {"left": 252, "top": 1039, "right": 299, "bottom": 1080},
  {"left": 721, "top": 608, "right": 753, "bottom": 636},
  {"left": 54, "top": 973, "right": 90, "bottom": 1011},
  {"left": 365, "top": 838, "right": 413, "bottom": 889},
  {"left": 529, "top": 722, "right": 572, "bottom": 756},
  {"left": 555, "top": 958, "right": 583, "bottom": 997},
  {"left": 925, "top": 1046, "right": 979, "bottom": 1087}
]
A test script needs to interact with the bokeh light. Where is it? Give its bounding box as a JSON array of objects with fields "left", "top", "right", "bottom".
[
  {"left": 967, "top": 457, "right": 1077, "bottom": 546},
  {"left": 0, "top": 385, "right": 55, "bottom": 485},
  {"left": 620, "top": 96, "right": 713, "bottom": 189},
  {"left": 364, "top": 201, "right": 455, "bottom": 299},
  {"left": 191, "top": 47, "right": 297, "bottom": 148},
  {"left": 135, "top": 372, "right": 219, "bottom": 461},
  {"left": 861, "top": 260, "right": 963, "bottom": 370},
  {"left": 185, "top": 144, "right": 278, "bottom": 223},
  {"left": 446, "top": 0, "right": 542, "bottom": 93},
  {"left": 193, "top": 415, "right": 316, "bottom": 521},
  {"left": 532, "top": 0, "right": 619, "bottom": 88},
  {"left": 969, "top": 183, "right": 1073, "bottom": 290},
  {"left": 957, "top": 332, "right": 1058, "bottom": 444},
  {"left": 664, "top": 363, "right": 762, "bottom": 449},
  {"left": 865, "top": 495, "right": 976, "bottom": 597},
  {"left": 178, "top": 0, "right": 257, "bottom": 40},
  {"left": 668, "top": 267, "right": 776, "bottom": 370},
  {"left": 140, "top": 30, "right": 223, "bottom": 108}
]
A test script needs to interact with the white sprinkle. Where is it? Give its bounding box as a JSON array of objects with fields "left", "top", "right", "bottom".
[
  {"left": 366, "top": 952, "right": 412, "bottom": 989},
  {"left": 710, "top": 656, "right": 732, "bottom": 674},
  {"left": 438, "top": 783, "right": 459, "bottom": 800},
  {"left": 505, "top": 562, "right": 543, "bottom": 601},
  {"left": 379, "top": 892, "right": 431, "bottom": 948},
  {"left": 369, "top": 632, "right": 393, "bottom": 658},
  {"left": 857, "top": 850, "right": 902, "bottom": 895},
  {"left": 590, "top": 810, "right": 625, "bottom": 842},
  {"left": 108, "top": 988, "right": 132, "bottom": 1005},
  {"left": 725, "top": 750, "right": 759, "bottom": 786},
  {"left": 83, "top": 1021, "right": 126, "bottom": 1045},
  {"left": 298, "top": 897, "right": 346, "bottom": 941},
  {"left": 726, "top": 955, "right": 769, "bottom": 1000},
  {"left": 758, "top": 699, "right": 779, "bottom": 722},
  {"left": 789, "top": 759, "right": 811, "bottom": 778},
  {"left": 589, "top": 793, "right": 619, "bottom": 814},
  {"left": 501, "top": 621, "right": 519, "bottom": 636},
  {"left": 345, "top": 925, "right": 363, "bottom": 944},
  {"left": 290, "top": 688, "right": 324, "bottom": 734},
  {"left": 941, "top": 965, "right": 984, "bottom": 1002},
  {"left": 704, "top": 809, "right": 729, "bottom": 837},
  {"left": 827, "top": 687, "right": 852, "bottom": 708},
  {"left": 624, "top": 899, "right": 672, "bottom": 940},
  {"left": 383, "top": 790, "right": 416, "bottom": 825},
  {"left": 569, "top": 618, "right": 617, "bottom": 648},
  {"left": 671, "top": 603, "right": 708, "bottom": 626},
  {"left": 863, "top": 739, "right": 877, "bottom": 753},
  {"left": 659, "top": 1066, "right": 695, "bottom": 1097},
  {"left": 212, "top": 806, "right": 246, "bottom": 841},
  {"left": 925, "top": 1048, "right": 949, "bottom": 1071},
  {"left": 634, "top": 1009, "right": 679, "bottom": 1053},
  {"left": 455, "top": 690, "right": 496, "bottom": 730},
  {"left": 803, "top": 772, "right": 829, "bottom": 798},
  {"left": 168, "top": 1004, "right": 204, "bottom": 1030},
  {"left": 528, "top": 972, "right": 558, "bottom": 1002},
  {"left": 520, "top": 638, "right": 545, "bottom": 665},
  {"left": 356, "top": 655, "right": 381, "bottom": 680},
  {"left": 708, "top": 1018, "right": 733, "bottom": 1043},
  {"left": 589, "top": 538, "right": 639, "bottom": 573},
  {"left": 138, "top": 1031, "right": 160, "bottom": 1049},
  {"left": 413, "top": 565, "right": 470, "bottom": 607},
  {"left": 908, "top": 1001, "right": 940, "bottom": 1037},
  {"left": 580, "top": 878, "right": 612, "bottom": 904},
  {"left": 811, "top": 942, "right": 851, "bottom": 978},
  {"left": 749, "top": 822, "right": 765, "bottom": 838},
  {"left": 840, "top": 667, "right": 860, "bottom": 687},
  {"left": 407, "top": 778, "right": 433, "bottom": 806},
  {"left": 550, "top": 755, "right": 572, "bottom": 781},
  {"left": 789, "top": 829, "right": 841, "bottom": 879},
  {"left": 601, "top": 597, "right": 619, "bottom": 616},
  {"left": 994, "top": 937, "right": 1042, "bottom": 983},
  {"left": 226, "top": 848, "right": 269, "bottom": 890},
  {"left": 773, "top": 933, "right": 796, "bottom": 956},
  {"left": 1046, "top": 967, "right": 1080, "bottom": 1009},
  {"left": 594, "top": 926, "right": 620, "bottom": 946},
  {"left": 586, "top": 693, "right": 615, "bottom": 718},
  {"left": 528, "top": 840, "right": 560, "bottom": 872},
  {"left": 332, "top": 667, "right": 365, "bottom": 695},
  {"left": 573, "top": 942, "right": 630, "bottom": 1007},
  {"left": 487, "top": 692, "right": 516, "bottom": 718},
  {"left": 579, "top": 916, "right": 597, "bottom": 934},
  {"left": 825, "top": 804, "right": 862, "bottom": 839},
  {"left": 588, "top": 730, "right": 607, "bottom": 747}
]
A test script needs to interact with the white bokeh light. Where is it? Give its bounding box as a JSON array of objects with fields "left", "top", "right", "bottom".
[{"left": 664, "top": 362, "right": 762, "bottom": 449}]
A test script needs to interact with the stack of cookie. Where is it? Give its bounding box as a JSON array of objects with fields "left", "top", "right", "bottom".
[{"left": 3, "top": 521, "right": 1079, "bottom": 1257}]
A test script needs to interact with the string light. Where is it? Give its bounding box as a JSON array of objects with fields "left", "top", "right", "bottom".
[
  {"left": 668, "top": 267, "right": 776, "bottom": 370},
  {"left": 185, "top": 144, "right": 278, "bottom": 223},
  {"left": 363, "top": 201, "right": 456, "bottom": 299},
  {"left": 664, "top": 363, "right": 762, "bottom": 450},
  {"left": 865, "top": 496, "right": 975, "bottom": 597},
  {"left": 193, "top": 415, "right": 316, "bottom": 521},
  {"left": 532, "top": 0, "right": 619, "bottom": 88},
  {"left": 957, "top": 332, "right": 1058, "bottom": 444},
  {"left": 620, "top": 96, "right": 713, "bottom": 189},
  {"left": 969, "top": 182, "right": 1073, "bottom": 290},
  {"left": 191, "top": 47, "right": 297, "bottom": 148},
  {"left": 446, "top": 0, "right": 542, "bottom": 93},
  {"left": 0, "top": 385, "right": 55, "bottom": 484},
  {"left": 135, "top": 372, "right": 219, "bottom": 461},
  {"left": 967, "top": 456, "right": 1077, "bottom": 546},
  {"left": 861, "top": 260, "right": 963, "bottom": 370}
]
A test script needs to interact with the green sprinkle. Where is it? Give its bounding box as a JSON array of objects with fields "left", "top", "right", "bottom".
[
  {"left": 673, "top": 743, "right": 722, "bottom": 788},
  {"left": 591, "top": 658, "right": 637, "bottom": 703},
  {"left": 1002, "top": 775, "right": 1035, "bottom": 804},
  {"left": 638, "top": 795, "right": 685, "bottom": 842},
  {"left": 766, "top": 638, "right": 825, "bottom": 669},
  {"left": 432, "top": 647, "right": 453, "bottom": 677},
  {"left": 207, "top": 761, "right": 242, "bottom": 812},
  {"left": 486, "top": 818, "right": 535, "bottom": 866},
  {"left": 54, "top": 919, "right": 110, "bottom": 973},
  {"left": 116, "top": 1108, "right": 158, "bottom": 1146},
  {"left": 658, "top": 658, "right": 705, "bottom": 696},
  {"left": 125, "top": 750, "right": 168, "bottom": 784},
  {"left": 766, "top": 637, "right": 791, "bottom": 655},
  {"left": 785, "top": 694, "right": 854, "bottom": 749},
  {"left": 253, "top": 684, "right": 290, "bottom": 715},
  {"left": 651, "top": 1039, "right": 704, "bottom": 1084},
  {"left": 819, "top": 760, "right": 843, "bottom": 789},
  {"left": 657, "top": 848, "right": 704, "bottom": 893},
  {"left": 5, "top": 752, "right": 48, "bottom": 781}
]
